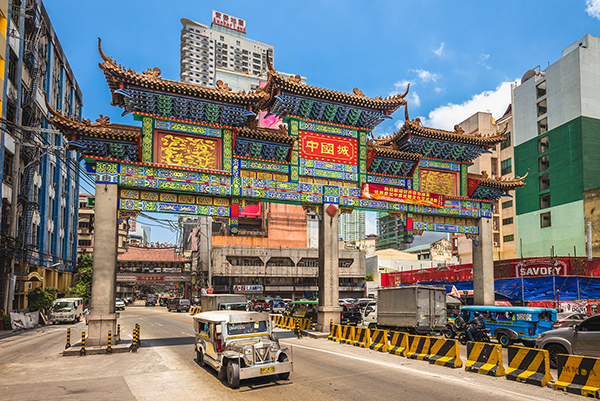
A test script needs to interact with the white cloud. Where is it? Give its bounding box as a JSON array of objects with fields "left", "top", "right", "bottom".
[
  {"left": 408, "top": 91, "right": 420, "bottom": 107},
  {"left": 434, "top": 87, "right": 442, "bottom": 94},
  {"left": 423, "top": 80, "right": 517, "bottom": 131},
  {"left": 365, "top": 212, "right": 377, "bottom": 236},
  {"left": 586, "top": 0, "right": 600, "bottom": 18},
  {"left": 478, "top": 53, "right": 492, "bottom": 70},
  {"left": 392, "top": 79, "right": 412, "bottom": 94},
  {"left": 410, "top": 69, "right": 439, "bottom": 83},
  {"left": 434, "top": 42, "right": 445, "bottom": 56}
]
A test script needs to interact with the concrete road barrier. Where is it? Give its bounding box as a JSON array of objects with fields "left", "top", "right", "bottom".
[
  {"left": 405, "top": 335, "right": 432, "bottom": 361},
  {"left": 353, "top": 327, "right": 371, "bottom": 348},
  {"left": 190, "top": 307, "right": 201, "bottom": 316},
  {"left": 369, "top": 329, "right": 389, "bottom": 352},
  {"left": 327, "top": 323, "right": 341, "bottom": 341},
  {"left": 339, "top": 325, "right": 355, "bottom": 344},
  {"left": 428, "top": 337, "right": 462, "bottom": 368},
  {"left": 388, "top": 331, "right": 408, "bottom": 356},
  {"left": 554, "top": 354, "right": 600, "bottom": 397},
  {"left": 505, "top": 346, "right": 553, "bottom": 387},
  {"left": 465, "top": 342, "right": 505, "bottom": 377}
]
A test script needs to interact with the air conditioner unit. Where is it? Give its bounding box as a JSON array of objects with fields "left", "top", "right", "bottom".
[{"left": 493, "top": 242, "right": 499, "bottom": 247}]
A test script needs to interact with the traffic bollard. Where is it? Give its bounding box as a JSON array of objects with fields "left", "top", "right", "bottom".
[
  {"left": 80, "top": 332, "right": 86, "bottom": 356},
  {"left": 117, "top": 324, "right": 120, "bottom": 339},
  {"left": 295, "top": 319, "right": 302, "bottom": 339},
  {"left": 136, "top": 323, "right": 141, "bottom": 348},
  {"left": 66, "top": 328, "right": 71, "bottom": 349},
  {"left": 131, "top": 326, "right": 138, "bottom": 353},
  {"left": 107, "top": 331, "right": 112, "bottom": 354}
]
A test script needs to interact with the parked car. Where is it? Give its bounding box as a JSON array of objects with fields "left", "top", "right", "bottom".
[
  {"left": 115, "top": 298, "right": 126, "bottom": 311},
  {"left": 168, "top": 298, "right": 191, "bottom": 313},
  {"left": 145, "top": 298, "right": 156, "bottom": 307},
  {"left": 554, "top": 312, "right": 589, "bottom": 328},
  {"left": 270, "top": 299, "right": 286, "bottom": 314},
  {"left": 537, "top": 314, "right": 600, "bottom": 368},
  {"left": 340, "top": 304, "right": 362, "bottom": 326},
  {"left": 251, "top": 299, "right": 270, "bottom": 311}
]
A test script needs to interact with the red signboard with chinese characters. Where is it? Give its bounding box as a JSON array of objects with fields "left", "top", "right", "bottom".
[
  {"left": 212, "top": 10, "right": 246, "bottom": 33},
  {"left": 299, "top": 131, "right": 357, "bottom": 165},
  {"left": 361, "top": 183, "right": 445, "bottom": 207}
]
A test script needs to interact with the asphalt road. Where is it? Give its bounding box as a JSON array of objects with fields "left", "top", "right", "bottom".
[{"left": 0, "top": 304, "right": 582, "bottom": 400}]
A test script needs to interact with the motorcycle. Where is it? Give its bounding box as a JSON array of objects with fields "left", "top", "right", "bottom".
[{"left": 458, "top": 324, "right": 491, "bottom": 345}]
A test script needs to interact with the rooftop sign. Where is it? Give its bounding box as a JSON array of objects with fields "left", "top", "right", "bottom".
[{"left": 212, "top": 10, "right": 246, "bottom": 34}]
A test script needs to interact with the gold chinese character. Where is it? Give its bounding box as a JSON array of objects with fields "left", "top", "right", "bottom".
[
  {"left": 337, "top": 145, "right": 350, "bottom": 157},
  {"left": 321, "top": 142, "right": 334, "bottom": 155},
  {"left": 305, "top": 140, "right": 319, "bottom": 152}
]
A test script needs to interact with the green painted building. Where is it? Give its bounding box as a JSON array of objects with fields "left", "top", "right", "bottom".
[{"left": 513, "top": 34, "right": 600, "bottom": 258}]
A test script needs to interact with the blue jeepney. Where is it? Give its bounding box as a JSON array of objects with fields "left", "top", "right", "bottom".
[{"left": 456, "top": 306, "right": 557, "bottom": 346}]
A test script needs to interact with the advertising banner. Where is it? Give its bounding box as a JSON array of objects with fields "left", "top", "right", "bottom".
[
  {"left": 233, "top": 285, "right": 263, "bottom": 292},
  {"left": 299, "top": 131, "right": 357, "bottom": 165},
  {"left": 361, "top": 183, "right": 445, "bottom": 207}
]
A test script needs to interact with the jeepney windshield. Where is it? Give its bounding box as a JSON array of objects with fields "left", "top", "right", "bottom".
[
  {"left": 52, "top": 301, "right": 74, "bottom": 311},
  {"left": 227, "top": 321, "right": 268, "bottom": 335}
]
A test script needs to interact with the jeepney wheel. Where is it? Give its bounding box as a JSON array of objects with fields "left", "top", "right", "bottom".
[
  {"left": 197, "top": 348, "right": 205, "bottom": 367},
  {"left": 227, "top": 360, "right": 240, "bottom": 389},
  {"left": 443, "top": 324, "right": 455, "bottom": 339},
  {"left": 497, "top": 333, "right": 511, "bottom": 347},
  {"left": 278, "top": 353, "right": 290, "bottom": 380}
]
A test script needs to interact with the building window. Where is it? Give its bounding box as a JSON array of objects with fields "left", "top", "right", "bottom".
[
  {"left": 493, "top": 233, "right": 500, "bottom": 245},
  {"left": 503, "top": 234, "right": 514, "bottom": 242},
  {"left": 536, "top": 81, "right": 546, "bottom": 98},
  {"left": 500, "top": 158, "right": 512, "bottom": 175},
  {"left": 78, "top": 221, "right": 89, "bottom": 229},
  {"left": 493, "top": 216, "right": 499, "bottom": 231},
  {"left": 539, "top": 155, "right": 549, "bottom": 172},
  {"left": 538, "top": 118, "right": 548, "bottom": 136},
  {"left": 78, "top": 239, "right": 92, "bottom": 247},
  {"left": 540, "top": 194, "right": 551, "bottom": 209},
  {"left": 236, "top": 40, "right": 240, "bottom": 45},
  {"left": 539, "top": 174, "right": 550, "bottom": 191},
  {"left": 500, "top": 132, "right": 511, "bottom": 150},
  {"left": 491, "top": 157, "right": 498, "bottom": 176},
  {"left": 538, "top": 136, "right": 549, "bottom": 153},
  {"left": 8, "top": 49, "right": 18, "bottom": 86},
  {"left": 540, "top": 212, "right": 551, "bottom": 228},
  {"left": 502, "top": 200, "right": 513, "bottom": 208},
  {"left": 220, "top": 36, "right": 224, "bottom": 41},
  {"left": 3, "top": 151, "right": 13, "bottom": 184},
  {"left": 502, "top": 217, "right": 513, "bottom": 225},
  {"left": 537, "top": 99, "right": 547, "bottom": 117}
]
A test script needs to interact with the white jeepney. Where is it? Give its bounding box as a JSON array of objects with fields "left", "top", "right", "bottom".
[{"left": 193, "top": 310, "right": 292, "bottom": 388}]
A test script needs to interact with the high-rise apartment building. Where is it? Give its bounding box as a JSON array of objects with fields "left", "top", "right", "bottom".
[
  {"left": 180, "top": 11, "right": 274, "bottom": 89},
  {"left": 339, "top": 210, "right": 365, "bottom": 242},
  {"left": 513, "top": 34, "right": 600, "bottom": 258},
  {"left": 376, "top": 212, "right": 409, "bottom": 251},
  {"left": 1, "top": 0, "right": 83, "bottom": 311}
]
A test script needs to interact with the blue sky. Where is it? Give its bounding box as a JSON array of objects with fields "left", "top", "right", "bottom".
[{"left": 44, "top": 0, "right": 600, "bottom": 244}]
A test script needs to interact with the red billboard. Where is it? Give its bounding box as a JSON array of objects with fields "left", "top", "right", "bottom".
[{"left": 299, "top": 131, "right": 357, "bottom": 165}]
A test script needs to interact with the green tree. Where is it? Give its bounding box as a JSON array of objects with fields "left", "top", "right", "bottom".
[
  {"left": 27, "top": 287, "right": 61, "bottom": 312},
  {"left": 365, "top": 273, "right": 374, "bottom": 282},
  {"left": 67, "top": 254, "right": 93, "bottom": 302}
]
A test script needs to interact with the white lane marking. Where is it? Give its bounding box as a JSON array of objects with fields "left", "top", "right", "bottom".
[
  {"left": 182, "top": 332, "right": 191, "bottom": 336},
  {"left": 282, "top": 342, "right": 552, "bottom": 401},
  {"left": 127, "top": 334, "right": 133, "bottom": 339},
  {"left": 155, "top": 323, "right": 163, "bottom": 327}
]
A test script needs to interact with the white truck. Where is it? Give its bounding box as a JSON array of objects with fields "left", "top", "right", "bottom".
[
  {"left": 49, "top": 297, "right": 84, "bottom": 324},
  {"left": 193, "top": 311, "right": 293, "bottom": 388},
  {"left": 201, "top": 294, "right": 247, "bottom": 312},
  {"left": 363, "top": 285, "right": 447, "bottom": 334}
]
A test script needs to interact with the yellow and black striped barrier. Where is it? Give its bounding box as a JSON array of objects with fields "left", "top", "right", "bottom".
[
  {"left": 352, "top": 327, "right": 371, "bottom": 348},
  {"left": 388, "top": 331, "right": 408, "bottom": 356},
  {"left": 190, "top": 306, "right": 201, "bottom": 316},
  {"left": 428, "top": 337, "right": 462, "bottom": 368},
  {"left": 136, "top": 323, "right": 141, "bottom": 347},
  {"left": 465, "top": 342, "right": 505, "bottom": 377},
  {"left": 66, "top": 328, "right": 71, "bottom": 349},
  {"left": 554, "top": 354, "right": 600, "bottom": 397},
  {"left": 117, "top": 324, "right": 120, "bottom": 339},
  {"left": 328, "top": 323, "right": 341, "bottom": 341},
  {"left": 107, "top": 331, "right": 112, "bottom": 355},
  {"left": 405, "top": 335, "right": 432, "bottom": 361},
  {"left": 369, "top": 329, "right": 389, "bottom": 352},
  {"left": 505, "top": 346, "right": 553, "bottom": 387},
  {"left": 80, "top": 332, "right": 86, "bottom": 356},
  {"left": 131, "top": 325, "right": 138, "bottom": 353},
  {"left": 340, "top": 325, "right": 355, "bottom": 345}
]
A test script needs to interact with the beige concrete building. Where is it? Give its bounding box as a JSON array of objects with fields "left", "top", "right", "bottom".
[
  {"left": 452, "top": 108, "right": 517, "bottom": 263},
  {"left": 77, "top": 194, "right": 128, "bottom": 258}
]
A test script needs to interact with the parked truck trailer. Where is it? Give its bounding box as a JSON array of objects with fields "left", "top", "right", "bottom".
[{"left": 201, "top": 294, "right": 247, "bottom": 312}]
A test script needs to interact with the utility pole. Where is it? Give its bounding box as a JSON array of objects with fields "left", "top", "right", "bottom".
[{"left": 4, "top": 110, "right": 23, "bottom": 312}]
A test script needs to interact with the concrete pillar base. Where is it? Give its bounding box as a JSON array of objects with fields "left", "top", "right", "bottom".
[
  {"left": 316, "top": 306, "right": 343, "bottom": 332},
  {"left": 87, "top": 313, "right": 119, "bottom": 346}
]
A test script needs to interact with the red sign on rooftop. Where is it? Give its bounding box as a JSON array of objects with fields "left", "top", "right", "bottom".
[{"left": 212, "top": 10, "right": 246, "bottom": 34}]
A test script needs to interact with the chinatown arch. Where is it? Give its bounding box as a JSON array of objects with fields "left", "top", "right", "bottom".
[{"left": 48, "top": 39, "right": 527, "bottom": 345}]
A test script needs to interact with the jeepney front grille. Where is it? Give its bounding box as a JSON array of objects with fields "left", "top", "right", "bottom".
[{"left": 254, "top": 346, "right": 269, "bottom": 364}]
